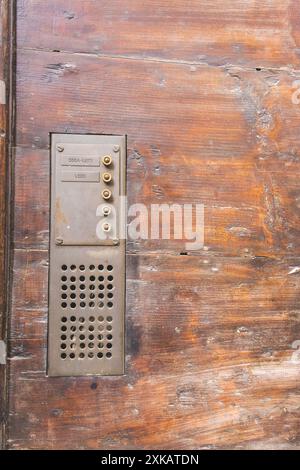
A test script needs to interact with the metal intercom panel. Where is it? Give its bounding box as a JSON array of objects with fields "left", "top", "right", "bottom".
[{"left": 48, "top": 134, "right": 126, "bottom": 376}]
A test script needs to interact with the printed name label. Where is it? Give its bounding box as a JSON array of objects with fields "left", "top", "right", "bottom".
[
  {"left": 61, "top": 155, "right": 100, "bottom": 167},
  {"left": 61, "top": 171, "right": 100, "bottom": 182}
]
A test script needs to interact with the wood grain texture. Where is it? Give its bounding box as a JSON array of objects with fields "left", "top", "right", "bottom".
[
  {"left": 17, "top": 0, "right": 300, "bottom": 69},
  {"left": 8, "top": 250, "right": 300, "bottom": 449},
  {"left": 15, "top": 51, "right": 300, "bottom": 257},
  {"left": 7, "top": 0, "right": 300, "bottom": 449},
  {"left": 0, "top": 0, "right": 13, "bottom": 450}
]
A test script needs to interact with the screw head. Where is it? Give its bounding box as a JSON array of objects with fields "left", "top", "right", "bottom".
[
  {"left": 113, "top": 145, "right": 120, "bottom": 153},
  {"left": 57, "top": 145, "right": 64, "bottom": 153},
  {"left": 55, "top": 237, "right": 63, "bottom": 245}
]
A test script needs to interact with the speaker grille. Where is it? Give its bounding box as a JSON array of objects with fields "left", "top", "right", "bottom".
[
  {"left": 60, "top": 314, "right": 113, "bottom": 361},
  {"left": 58, "top": 264, "right": 115, "bottom": 361},
  {"left": 60, "top": 264, "right": 114, "bottom": 312}
]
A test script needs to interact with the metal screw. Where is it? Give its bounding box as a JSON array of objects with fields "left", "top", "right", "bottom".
[
  {"left": 113, "top": 145, "right": 120, "bottom": 153},
  {"left": 55, "top": 237, "right": 64, "bottom": 245},
  {"left": 113, "top": 239, "right": 119, "bottom": 246},
  {"left": 57, "top": 145, "right": 64, "bottom": 152}
]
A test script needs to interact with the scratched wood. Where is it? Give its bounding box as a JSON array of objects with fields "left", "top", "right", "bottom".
[
  {"left": 0, "top": 0, "right": 12, "bottom": 450},
  {"left": 17, "top": 0, "right": 300, "bottom": 69},
  {"left": 14, "top": 54, "right": 300, "bottom": 257},
  {"left": 7, "top": 0, "right": 300, "bottom": 449},
  {"left": 8, "top": 250, "right": 300, "bottom": 449}
]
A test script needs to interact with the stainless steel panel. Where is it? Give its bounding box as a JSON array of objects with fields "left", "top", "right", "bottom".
[{"left": 48, "top": 134, "right": 126, "bottom": 377}]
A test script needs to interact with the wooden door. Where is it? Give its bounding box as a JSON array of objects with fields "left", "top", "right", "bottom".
[{"left": 1, "top": 0, "right": 300, "bottom": 449}]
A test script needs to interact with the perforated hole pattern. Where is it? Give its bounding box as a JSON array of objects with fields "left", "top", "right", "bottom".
[{"left": 59, "top": 264, "right": 114, "bottom": 360}]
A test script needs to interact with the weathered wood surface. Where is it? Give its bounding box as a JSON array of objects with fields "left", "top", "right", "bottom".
[
  {"left": 0, "top": 0, "right": 12, "bottom": 450},
  {"left": 8, "top": 250, "right": 300, "bottom": 449},
  {"left": 18, "top": 0, "right": 300, "bottom": 69},
  {"left": 14, "top": 53, "right": 300, "bottom": 258},
  {"left": 7, "top": 0, "right": 300, "bottom": 449}
]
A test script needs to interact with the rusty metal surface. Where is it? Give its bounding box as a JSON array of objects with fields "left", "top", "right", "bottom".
[{"left": 48, "top": 134, "right": 126, "bottom": 376}]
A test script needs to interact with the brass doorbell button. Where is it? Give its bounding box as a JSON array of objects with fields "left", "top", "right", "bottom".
[
  {"left": 103, "top": 172, "right": 112, "bottom": 183},
  {"left": 103, "top": 206, "right": 111, "bottom": 216},
  {"left": 102, "top": 155, "right": 112, "bottom": 166},
  {"left": 102, "top": 189, "right": 112, "bottom": 200},
  {"left": 102, "top": 222, "right": 111, "bottom": 232}
]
